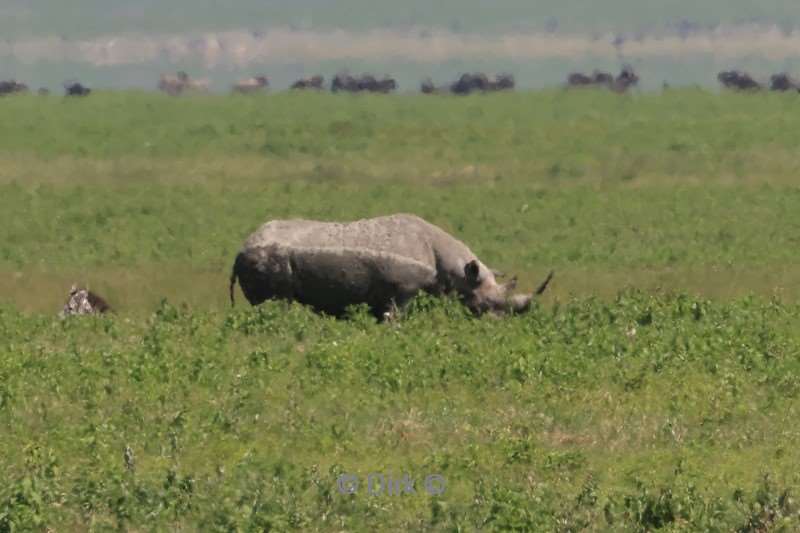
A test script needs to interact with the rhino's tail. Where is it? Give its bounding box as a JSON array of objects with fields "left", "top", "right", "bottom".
[
  {"left": 535, "top": 271, "right": 555, "bottom": 296},
  {"left": 229, "top": 252, "right": 244, "bottom": 307}
]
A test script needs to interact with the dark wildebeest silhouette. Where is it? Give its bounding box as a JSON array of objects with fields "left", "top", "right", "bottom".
[
  {"left": 60, "top": 285, "right": 112, "bottom": 317},
  {"left": 613, "top": 65, "right": 639, "bottom": 93},
  {"left": 490, "top": 73, "right": 516, "bottom": 91},
  {"left": 717, "top": 70, "right": 761, "bottom": 91},
  {"left": 291, "top": 75, "right": 324, "bottom": 90},
  {"left": 356, "top": 74, "right": 379, "bottom": 91},
  {"left": 769, "top": 73, "right": 799, "bottom": 91},
  {"left": 424, "top": 73, "right": 514, "bottom": 95},
  {"left": 64, "top": 81, "right": 91, "bottom": 97},
  {"left": 332, "top": 73, "right": 397, "bottom": 93},
  {"left": 566, "top": 67, "right": 638, "bottom": 93},
  {"left": 567, "top": 72, "right": 594, "bottom": 86},
  {"left": 566, "top": 70, "right": 614, "bottom": 88},
  {"left": 361, "top": 76, "right": 396, "bottom": 93},
  {"left": 591, "top": 70, "right": 615, "bottom": 87},
  {"left": 332, "top": 73, "right": 357, "bottom": 92},
  {"left": 0, "top": 80, "right": 28, "bottom": 95},
  {"left": 420, "top": 78, "right": 437, "bottom": 94},
  {"left": 450, "top": 72, "right": 492, "bottom": 94}
]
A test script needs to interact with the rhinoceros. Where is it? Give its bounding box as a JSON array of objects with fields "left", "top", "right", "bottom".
[{"left": 229, "top": 214, "right": 553, "bottom": 318}]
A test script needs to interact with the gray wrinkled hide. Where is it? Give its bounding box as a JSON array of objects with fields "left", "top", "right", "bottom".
[{"left": 231, "top": 213, "right": 535, "bottom": 317}]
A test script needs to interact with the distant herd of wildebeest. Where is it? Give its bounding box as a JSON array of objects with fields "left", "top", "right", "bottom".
[{"left": 3, "top": 66, "right": 800, "bottom": 97}]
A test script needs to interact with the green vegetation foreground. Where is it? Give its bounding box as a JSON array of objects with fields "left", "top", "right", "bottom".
[
  {"left": 3, "top": 296, "right": 800, "bottom": 530},
  {"left": 2, "top": 90, "right": 800, "bottom": 529}
]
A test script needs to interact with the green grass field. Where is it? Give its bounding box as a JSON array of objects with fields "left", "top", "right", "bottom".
[{"left": 2, "top": 90, "right": 800, "bottom": 530}]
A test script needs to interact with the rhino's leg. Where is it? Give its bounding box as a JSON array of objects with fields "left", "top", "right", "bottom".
[
  {"left": 377, "top": 292, "right": 414, "bottom": 322},
  {"left": 378, "top": 297, "right": 411, "bottom": 322},
  {"left": 376, "top": 284, "right": 431, "bottom": 322},
  {"left": 362, "top": 281, "right": 411, "bottom": 321}
]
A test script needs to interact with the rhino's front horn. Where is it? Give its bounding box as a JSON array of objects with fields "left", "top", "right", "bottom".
[
  {"left": 507, "top": 293, "right": 533, "bottom": 313},
  {"left": 507, "top": 271, "right": 554, "bottom": 314}
]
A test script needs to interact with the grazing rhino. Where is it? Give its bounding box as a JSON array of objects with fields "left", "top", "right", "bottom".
[
  {"left": 230, "top": 214, "right": 553, "bottom": 318},
  {"left": 60, "top": 284, "right": 112, "bottom": 317}
]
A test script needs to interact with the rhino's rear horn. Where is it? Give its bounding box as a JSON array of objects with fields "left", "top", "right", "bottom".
[{"left": 535, "top": 271, "right": 554, "bottom": 295}]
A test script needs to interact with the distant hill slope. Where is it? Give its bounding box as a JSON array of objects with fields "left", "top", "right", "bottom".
[{"left": 3, "top": 0, "right": 800, "bottom": 39}]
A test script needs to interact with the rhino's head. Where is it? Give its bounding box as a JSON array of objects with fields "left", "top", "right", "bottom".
[{"left": 461, "top": 260, "right": 553, "bottom": 316}]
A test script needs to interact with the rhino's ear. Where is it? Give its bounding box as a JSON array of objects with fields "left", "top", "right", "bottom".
[{"left": 464, "top": 260, "right": 480, "bottom": 284}]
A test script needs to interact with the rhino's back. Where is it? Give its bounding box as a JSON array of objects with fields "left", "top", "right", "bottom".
[{"left": 244, "top": 213, "right": 438, "bottom": 265}]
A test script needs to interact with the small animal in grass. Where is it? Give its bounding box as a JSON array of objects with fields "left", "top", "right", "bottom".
[{"left": 60, "top": 284, "right": 112, "bottom": 317}]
